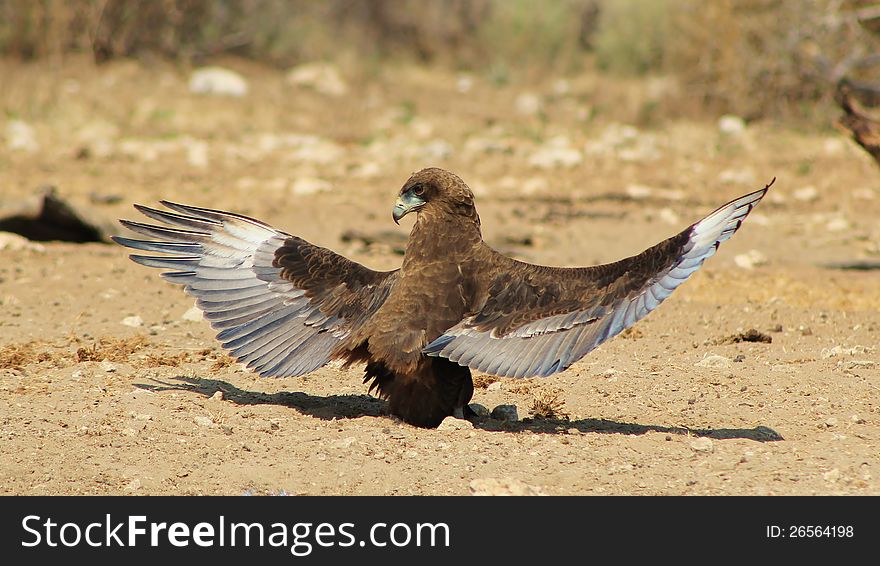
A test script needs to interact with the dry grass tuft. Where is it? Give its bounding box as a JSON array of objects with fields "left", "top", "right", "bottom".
[
  {"left": 472, "top": 374, "right": 500, "bottom": 389},
  {"left": 529, "top": 387, "right": 569, "bottom": 420},
  {"left": 211, "top": 354, "right": 237, "bottom": 371},
  {"left": 75, "top": 335, "right": 149, "bottom": 363},
  {"left": 0, "top": 341, "right": 68, "bottom": 370}
]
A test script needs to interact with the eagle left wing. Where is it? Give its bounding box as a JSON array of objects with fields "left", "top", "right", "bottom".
[
  {"left": 424, "top": 183, "right": 771, "bottom": 378},
  {"left": 113, "top": 202, "right": 398, "bottom": 377}
]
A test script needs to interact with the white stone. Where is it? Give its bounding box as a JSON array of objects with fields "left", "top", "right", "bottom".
[
  {"left": 470, "top": 478, "right": 546, "bottom": 496},
  {"left": 658, "top": 207, "right": 680, "bottom": 225},
  {"left": 290, "top": 177, "right": 333, "bottom": 196},
  {"left": 734, "top": 249, "right": 768, "bottom": 270},
  {"left": 121, "top": 315, "right": 144, "bottom": 328},
  {"left": 793, "top": 186, "right": 819, "bottom": 202},
  {"left": 0, "top": 232, "right": 45, "bottom": 252},
  {"left": 456, "top": 74, "right": 474, "bottom": 94},
  {"left": 193, "top": 416, "right": 213, "bottom": 427},
  {"left": 823, "top": 468, "right": 841, "bottom": 482},
  {"left": 6, "top": 119, "right": 39, "bottom": 152},
  {"left": 189, "top": 67, "right": 248, "bottom": 97},
  {"left": 515, "top": 92, "right": 542, "bottom": 116},
  {"left": 286, "top": 62, "right": 349, "bottom": 97},
  {"left": 437, "top": 416, "right": 474, "bottom": 431},
  {"left": 689, "top": 437, "right": 714, "bottom": 452},
  {"left": 718, "top": 168, "right": 756, "bottom": 185},
  {"left": 825, "top": 217, "right": 850, "bottom": 232},
  {"left": 626, "top": 184, "right": 654, "bottom": 199},
  {"left": 185, "top": 139, "right": 209, "bottom": 168},
  {"left": 181, "top": 306, "right": 204, "bottom": 322},
  {"left": 695, "top": 354, "right": 732, "bottom": 369},
  {"left": 718, "top": 114, "right": 746, "bottom": 136}
]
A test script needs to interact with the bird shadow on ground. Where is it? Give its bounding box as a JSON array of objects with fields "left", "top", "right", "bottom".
[
  {"left": 134, "top": 375, "right": 783, "bottom": 442},
  {"left": 471, "top": 417, "right": 784, "bottom": 442},
  {"left": 133, "top": 376, "right": 386, "bottom": 421}
]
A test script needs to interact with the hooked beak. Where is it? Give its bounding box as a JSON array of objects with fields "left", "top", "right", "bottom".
[{"left": 392, "top": 193, "right": 425, "bottom": 225}]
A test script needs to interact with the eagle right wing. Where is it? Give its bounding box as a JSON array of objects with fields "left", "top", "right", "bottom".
[
  {"left": 425, "top": 183, "right": 772, "bottom": 378},
  {"left": 113, "top": 202, "right": 398, "bottom": 377}
]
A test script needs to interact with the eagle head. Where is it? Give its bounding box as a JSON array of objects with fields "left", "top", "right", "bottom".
[{"left": 393, "top": 167, "right": 476, "bottom": 224}]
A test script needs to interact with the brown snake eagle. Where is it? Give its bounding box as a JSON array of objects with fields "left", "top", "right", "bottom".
[{"left": 114, "top": 168, "right": 772, "bottom": 427}]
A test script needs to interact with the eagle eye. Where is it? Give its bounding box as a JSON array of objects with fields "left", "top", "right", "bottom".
[{"left": 412, "top": 184, "right": 426, "bottom": 197}]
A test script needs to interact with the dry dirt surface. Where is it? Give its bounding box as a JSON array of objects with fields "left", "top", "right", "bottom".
[{"left": 1, "top": 58, "right": 879, "bottom": 495}]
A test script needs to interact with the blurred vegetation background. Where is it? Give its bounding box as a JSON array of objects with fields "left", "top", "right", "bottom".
[{"left": 1, "top": 0, "right": 879, "bottom": 125}]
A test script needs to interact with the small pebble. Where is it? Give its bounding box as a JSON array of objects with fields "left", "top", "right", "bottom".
[
  {"left": 193, "top": 416, "right": 213, "bottom": 427},
  {"left": 695, "top": 354, "right": 732, "bottom": 369},
  {"left": 468, "top": 403, "right": 489, "bottom": 417},
  {"left": 689, "top": 437, "right": 714, "bottom": 453},
  {"left": 491, "top": 404, "right": 519, "bottom": 422},
  {"left": 437, "top": 416, "right": 474, "bottom": 431},
  {"left": 121, "top": 315, "right": 144, "bottom": 328}
]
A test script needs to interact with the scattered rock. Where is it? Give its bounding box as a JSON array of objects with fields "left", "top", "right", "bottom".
[
  {"left": 181, "top": 306, "right": 204, "bottom": 322},
  {"left": 121, "top": 315, "right": 144, "bottom": 328},
  {"left": 822, "top": 345, "right": 872, "bottom": 358},
  {"left": 658, "top": 207, "right": 680, "bottom": 225},
  {"left": 100, "top": 360, "right": 119, "bottom": 373},
  {"left": 456, "top": 74, "right": 474, "bottom": 94},
  {"left": 823, "top": 468, "right": 841, "bottom": 482},
  {"left": 486, "top": 381, "right": 502, "bottom": 392},
  {"left": 330, "top": 436, "right": 358, "bottom": 449},
  {"left": 718, "top": 114, "right": 746, "bottom": 136},
  {"left": 718, "top": 168, "right": 756, "bottom": 185},
  {"left": 824, "top": 417, "right": 838, "bottom": 428},
  {"left": 185, "top": 139, "right": 209, "bottom": 168},
  {"left": 793, "top": 186, "right": 819, "bottom": 203},
  {"left": 6, "top": 119, "right": 39, "bottom": 152},
  {"left": 695, "top": 354, "right": 732, "bottom": 369},
  {"left": 825, "top": 217, "right": 850, "bottom": 232},
  {"left": 0, "top": 232, "right": 45, "bottom": 252},
  {"left": 189, "top": 67, "right": 248, "bottom": 97},
  {"left": 491, "top": 404, "right": 519, "bottom": 421},
  {"left": 528, "top": 137, "right": 582, "bottom": 169},
  {"left": 210, "top": 391, "right": 224, "bottom": 402},
  {"left": 469, "top": 477, "right": 546, "bottom": 496},
  {"left": 286, "top": 62, "right": 349, "bottom": 97},
  {"left": 437, "top": 416, "right": 474, "bottom": 431},
  {"left": 514, "top": 92, "right": 542, "bottom": 116},
  {"left": 734, "top": 249, "right": 768, "bottom": 270},
  {"left": 124, "top": 479, "right": 142, "bottom": 492},
  {"left": 851, "top": 414, "right": 865, "bottom": 424},
  {"left": 193, "top": 416, "right": 213, "bottom": 427},
  {"left": 689, "top": 437, "right": 714, "bottom": 452},
  {"left": 290, "top": 177, "right": 333, "bottom": 196},
  {"left": 625, "top": 184, "right": 654, "bottom": 199},
  {"left": 468, "top": 403, "right": 490, "bottom": 417}
]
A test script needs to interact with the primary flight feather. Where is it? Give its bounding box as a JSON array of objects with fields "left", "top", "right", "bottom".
[{"left": 114, "top": 167, "right": 772, "bottom": 427}]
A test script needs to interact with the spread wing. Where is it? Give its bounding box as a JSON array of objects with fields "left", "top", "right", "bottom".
[
  {"left": 425, "top": 183, "right": 772, "bottom": 378},
  {"left": 112, "top": 202, "right": 398, "bottom": 377}
]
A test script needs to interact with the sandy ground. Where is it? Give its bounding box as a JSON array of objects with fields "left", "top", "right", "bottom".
[{"left": 1, "top": 58, "right": 879, "bottom": 495}]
